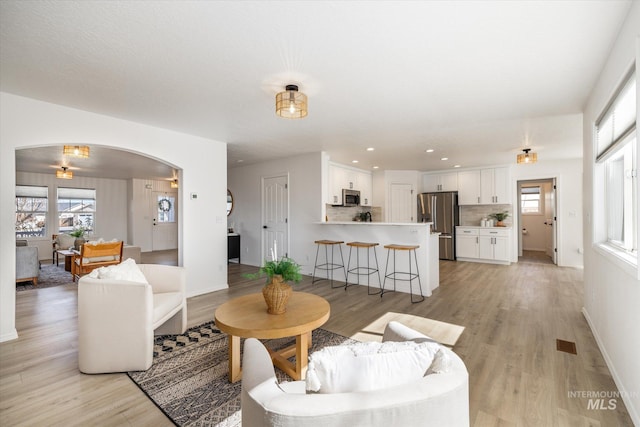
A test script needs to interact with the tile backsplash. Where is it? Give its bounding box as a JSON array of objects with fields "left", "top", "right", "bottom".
[
  {"left": 325, "top": 205, "right": 382, "bottom": 222},
  {"left": 459, "top": 204, "right": 512, "bottom": 226}
]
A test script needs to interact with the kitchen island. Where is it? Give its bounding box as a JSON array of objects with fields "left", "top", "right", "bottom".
[{"left": 314, "top": 222, "right": 439, "bottom": 297}]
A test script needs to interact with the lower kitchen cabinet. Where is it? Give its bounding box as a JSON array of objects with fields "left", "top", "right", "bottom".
[{"left": 456, "top": 227, "right": 510, "bottom": 265}]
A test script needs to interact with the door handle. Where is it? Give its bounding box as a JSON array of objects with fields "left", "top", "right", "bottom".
[{"left": 263, "top": 225, "right": 268, "bottom": 229}]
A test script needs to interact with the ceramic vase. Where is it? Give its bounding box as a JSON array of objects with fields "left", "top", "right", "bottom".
[
  {"left": 262, "top": 274, "right": 292, "bottom": 314},
  {"left": 74, "top": 237, "right": 85, "bottom": 250}
]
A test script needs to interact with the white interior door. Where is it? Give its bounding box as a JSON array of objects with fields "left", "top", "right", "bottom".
[
  {"left": 152, "top": 191, "right": 178, "bottom": 251},
  {"left": 389, "top": 183, "right": 413, "bottom": 223},
  {"left": 262, "top": 175, "right": 289, "bottom": 261}
]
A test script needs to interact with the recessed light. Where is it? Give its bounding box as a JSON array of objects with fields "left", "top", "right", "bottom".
[
  {"left": 441, "top": 157, "right": 448, "bottom": 161},
  {"left": 366, "top": 147, "right": 375, "bottom": 151},
  {"left": 454, "top": 164, "right": 461, "bottom": 168},
  {"left": 352, "top": 160, "right": 359, "bottom": 163},
  {"left": 426, "top": 149, "right": 434, "bottom": 153},
  {"left": 373, "top": 166, "right": 379, "bottom": 169}
]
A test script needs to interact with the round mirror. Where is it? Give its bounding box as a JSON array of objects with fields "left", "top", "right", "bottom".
[{"left": 227, "top": 190, "right": 234, "bottom": 216}]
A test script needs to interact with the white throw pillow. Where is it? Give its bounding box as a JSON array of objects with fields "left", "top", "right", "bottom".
[
  {"left": 305, "top": 340, "right": 439, "bottom": 394},
  {"left": 87, "top": 258, "right": 148, "bottom": 284}
]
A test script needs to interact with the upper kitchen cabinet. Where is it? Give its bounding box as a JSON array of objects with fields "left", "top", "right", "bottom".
[
  {"left": 480, "top": 167, "right": 509, "bottom": 204},
  {"left": 422, "top": 172, "right": 458, "bottom": 192},
  {"left": 458, "top": 167, "right": 510, "bottom": 205},
  {"left": 457, "top": 170, "right": 481, "bottom": 204},
  {"left": 327, "top": 162, "right": 372, "bottom": 205}
]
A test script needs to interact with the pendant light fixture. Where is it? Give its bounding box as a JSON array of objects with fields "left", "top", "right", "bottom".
[
  {"left": 170, "top": 179, "right": 179, "bottom": 189},
  {"left": 56, "top": 166, "right": 73, "bottom": 179},
  {"left": 275, "top": 84, "right": 308, "bottom": 119},
  {"left": 517, "top": 148, "right": 538, "bottom": 164},
  {"left": 63, "top": 145, "right": 90, "bottom": 158}
]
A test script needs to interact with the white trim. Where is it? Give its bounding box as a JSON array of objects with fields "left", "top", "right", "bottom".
[
  {"left": 593, "top": 242, "right": 639, "bottom": 279},
  {"left": 0, "top": 329, "right": 18, "bottom": 343}
]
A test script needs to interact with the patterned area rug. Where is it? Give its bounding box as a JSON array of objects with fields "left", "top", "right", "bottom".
[
  {"left": 16, "top": 263, "right": 75, "bottom": 291},
  {"left": 128, "top": 322, "right": 357, "bottom": 427}
]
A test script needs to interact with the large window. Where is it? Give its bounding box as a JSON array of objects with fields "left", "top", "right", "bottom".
[
  {"left": 15, "top": 185, "right": 48, "bottom": 238},
  {"left": 595, "top": 69, "right": 637, "bottom": 260},
  {"left": 57, "top": 187, "right": 96, "bottom": 234}
]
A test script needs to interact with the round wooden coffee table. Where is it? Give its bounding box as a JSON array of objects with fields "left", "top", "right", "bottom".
[{"left": 214, "top": 292, "right": 330, "bottom": 383}]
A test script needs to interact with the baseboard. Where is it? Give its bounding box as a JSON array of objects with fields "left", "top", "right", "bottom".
[
  {"left": 582, "top": 307, "right": 640, "bottom": 425},
  {"left": 0, "top": 328, "right": 18, "bottom": 343}
]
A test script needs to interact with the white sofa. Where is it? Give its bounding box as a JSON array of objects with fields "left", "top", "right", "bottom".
[
  {"left": 241, "top": 321, "right": 469, "bottom": 426},
  {"left": 78, "top": 263, "right": 187, "bottom": 373}
]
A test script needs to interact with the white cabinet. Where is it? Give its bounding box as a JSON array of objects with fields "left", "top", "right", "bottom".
[
  {"left": 456, "top": 228, "right": 479, "bottom": 258},
  {"left": 457, "top": 170, "right": 481, "bottom": 205},
  {"left": 327, "top": 162, "right": 372, "bottom": 205},
  {"left": 422, "top": 172, "right": 458, "bottom": 192},
  {"left": 358, "top": 171, "right": 373, "bottom": 206},
  {"left": 480, "top": 167, "right": 509, "bottom": 204},
  {"left": 456, "top": 227, "right": 510, "bottom": 264},
  {"left": 479, "top": 229, "right": 509, "bottom": 261},
  {"left": 458, "top": 167, "right": 509, "bottom": 205}
]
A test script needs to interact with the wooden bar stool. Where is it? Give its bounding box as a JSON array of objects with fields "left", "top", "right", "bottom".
[
  {"left": 382, "top": 244, "right": 424, "bottom": 303},
  {"left": 312, "top": 240, "right": 347, "bottom": 288},
  {"left": 345, "top": 241, "right": 381, "bottom": 294}
]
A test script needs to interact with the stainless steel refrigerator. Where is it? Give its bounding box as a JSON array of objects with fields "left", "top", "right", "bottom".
[{"left": 417, "top": 192, "right": 459, "bottom": 260}]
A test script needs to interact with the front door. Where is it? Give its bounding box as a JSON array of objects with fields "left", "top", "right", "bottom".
[
  {"left": 262, "top": 175, "right": 289, "bottom": 261},
  {"left": 152, "top": 191, "right": 178, "bottom": 251}
]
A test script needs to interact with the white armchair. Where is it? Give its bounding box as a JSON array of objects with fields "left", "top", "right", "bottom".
[
  {"left": 241, "top": 321, "right": 469, "bottom": 427},
  {"left": 78, "top": 264, "right": 187, "bottom": 373}
]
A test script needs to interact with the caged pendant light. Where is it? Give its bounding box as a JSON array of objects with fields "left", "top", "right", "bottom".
[
  {"left": 275, "top": 84, "right": 308, "bottom": 119},
  {"left": 517, "top": 148, "right": 538, "bottom": 164}
]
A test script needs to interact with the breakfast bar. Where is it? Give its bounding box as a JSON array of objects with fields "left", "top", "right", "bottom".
[{"left": 314, "top": 222, "right": 439, "bottom": 297}]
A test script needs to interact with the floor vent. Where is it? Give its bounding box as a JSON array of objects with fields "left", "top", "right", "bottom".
[{"left": 556, "top": 339, "right": 577, "bottom": 355}]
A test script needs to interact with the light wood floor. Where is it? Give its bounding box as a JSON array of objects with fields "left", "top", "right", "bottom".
[{"left": 0, "top": 257, "right": 633, "bottom": 426}]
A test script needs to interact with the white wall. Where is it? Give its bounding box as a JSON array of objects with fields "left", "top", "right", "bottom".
[
  {"left": 511, "top": 158, "right": 583, "bottom": 267},
  {"left": 0, "top": 93, "right": 228, "bottom": 343},
  {"left": 582, "top": 3, "right": 640, "bottom": 424},
  {"left": 228, "top": 152, "right": 323, "bottom": 275}
]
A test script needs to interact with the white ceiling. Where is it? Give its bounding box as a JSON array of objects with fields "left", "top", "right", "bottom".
[{"left": 1, "top": 1, "right": 632, "bottom": 178}]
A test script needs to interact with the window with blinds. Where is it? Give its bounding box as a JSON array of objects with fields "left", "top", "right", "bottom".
[
  {"left": 15, "top": 185, "right": 48, "bottom": 238},
  {"left": 595, "top": 69, "right": 637, "bottom": 257},
  {"left": 57, "top": 187, "right": 96, "bottom": 234}
]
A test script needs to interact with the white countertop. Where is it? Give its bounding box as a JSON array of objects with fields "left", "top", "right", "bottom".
[{"left": 318, "top": 221, "right": 432, "bottom": 226}]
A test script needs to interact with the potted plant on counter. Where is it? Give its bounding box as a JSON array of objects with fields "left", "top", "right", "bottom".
[
  {"left": 246, "top": 242, "right": 302, "bottom": 314},
  {"left": 488, "top": 211, "right": 509, "bottom": 227}
]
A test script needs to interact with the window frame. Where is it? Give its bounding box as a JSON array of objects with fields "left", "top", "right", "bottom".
[
  {"left": 15, "top": 185, "right": 48, "bottom": 238},
  {"left": 520, "top": 186, "right": 543, "bottom": 216},
  {"left": 57, "top": 187, "right": 97, "bottom": 235},
  {"left": 593, "top": 66, "right": 638, "bottom": 277}
]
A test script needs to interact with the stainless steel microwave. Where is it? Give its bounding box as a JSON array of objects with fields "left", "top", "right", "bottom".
[{"left": 342, "top": 189, "right": 360, "bottom": 207}]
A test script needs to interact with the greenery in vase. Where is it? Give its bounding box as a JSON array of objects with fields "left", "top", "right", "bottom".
[
  {"left": 246, "top": 257, "right": 303, "bottom": 284},
  {"left": 488, "top": 211, "right": 509, "bottom": 221},
  {"left": 69, "top": 227, "right": 85, "bottom": 238}
]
